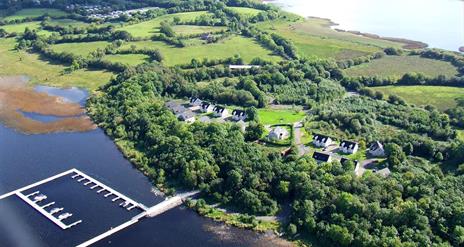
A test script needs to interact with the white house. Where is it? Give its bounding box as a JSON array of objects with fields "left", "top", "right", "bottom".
[
  {"left": 231, "top": 109, "right": 247, "bottom": 121},
  {"left": 178, "top": 111, "right": 196, "bottom": 124},
  {"left": 313, "top": 152, "right": 332, "bottom": 163},
  {"left": 213, "top": 106, "right": 228, "bottom": 118},
  {"left": 313, "top": 134, "right": 333, "bottom": 148},
  {"left": 368, "top": 141, "right": 385, "bottom": 157},
  {"left": 340, "top": 140, "right": 359, "bottom": 154},
  {"left": 268, "top": 127, "right": 290, "bottom": 140},
  {"left": 189, "top": 97, "right": 202, "bottom": 107},
  {"left": 201, "top": 102, "right": 214, "bottom": 113}
]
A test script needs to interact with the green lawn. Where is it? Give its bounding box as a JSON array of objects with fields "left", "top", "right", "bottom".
[
  {"left": 256, "top": 16, "right": 404, "bottom": 60},
  {"left": 0, "top": 38, "right": 113, "bottom": 91},
  {"left": 372, "top": 85, "right": 464, "bottom": 111},
  {"left": 103, "top": 54, "right": 151, "bottom": 66},
  {"left": 345, "top": 55, "right": 459, "bottom": 78},
  {"left": 226, "top": 7, "right": 263, "bottom": 18},
  {"left": 172, "top": 25, "right": 225, "bottom": 35},
  {"left": 3, "top": 8, "right": 67, "bottom": 21},
  {"left": 258, "top": 108, "right": 306, "bottom": 125},
  {"left": 116, "top": 11, "right": 211, "bottom": 38},
  {"left": 50, "top": 41, "right": 111, "bottom": 56},
  {"left": 120, "top": 35, "right": 282, "bottom": 66}
]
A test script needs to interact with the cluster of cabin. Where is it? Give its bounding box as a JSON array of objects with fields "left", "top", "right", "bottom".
[
  {"left": 311, "top": 134, "right": 386, "bottom": 164},
  {"left": 165, "top": 97, "right": 248, "bottom": 124}
]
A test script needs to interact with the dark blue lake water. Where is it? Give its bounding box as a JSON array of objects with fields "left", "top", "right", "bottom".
[{"left": 0, "top": 87, "right": 276, "bottom": 247}]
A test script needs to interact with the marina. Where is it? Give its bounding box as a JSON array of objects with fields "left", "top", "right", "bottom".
[{"left": 0, "top": 168, "right": 199, "bottom": 246}]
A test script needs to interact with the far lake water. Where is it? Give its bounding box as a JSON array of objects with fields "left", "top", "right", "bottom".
[
  {"left": 0, "top": 86, "right": 286, "bottom": 246},
  {"left": 267, "top": 0, "right": 464, "bottom": 51}
]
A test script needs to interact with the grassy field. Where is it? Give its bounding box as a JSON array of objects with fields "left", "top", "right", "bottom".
[
  {"left": 226, "top": 7, "right": 263, "bottom": 18},
  {"left": 172, "top": 25, "right": 225, "bottom": 35},
  {"left": 46, "top": 18, "right": 89, "bottom": 28},
  {"left": 1, "top": 21, "right": 53, "bottom": 36},
  {"left": 372, "top": 85, "right": 464, "bottom": 111},
  {"left": 3, "top": 8, "right": 67, "bottom": 21},
  {"left": 345, "top": 56, "right": 459, "bottom": 78},
  {"left": 258, "top": 108, "right": 306, "bottom": 125},
  {"left": 120, "top": 35, "right": 282, "bottom": 66},
  {"left": 256, "top": 16, "right": 404, "bottom": 60},
  {"left": 0, "top": 38, "right": 113, "bottom": 90},
  {"left": 116, "top": 11, "right": 211, "bottom": 38},
  {"left": 103, "top": 54, "right": 151, "bottom": 66},
  {"left": 50, "top": 41, "right": 111, "bottom": 56}
]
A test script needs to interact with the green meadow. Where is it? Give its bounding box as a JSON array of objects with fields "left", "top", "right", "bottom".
[
  {"left": 103, "top": 54, "right": 151, "bottom": 66},
  {"left": 2, "top": 8, "right": 67, "bottom": 21},
  {"left": 50, "top": 41, "right": 111, "bottom": 56},
  {"left": 172, "top": 25, "right": 226, "bottom": 35},
  {"left": 1, "top": 21, "right": 53, "bottom": 36},
  {"left": 120, "top": 36, "right": 282, "bottom": 66},
  {"left": 0, "top": 38, "right": 113, "bottom": 90},
  {"left": 258, "top": 108, "right": 306, "bottom": 125},
  {"left": 372, "top": 85, "right": 464, "bottom": 111},
  {"left": 116, "top": 11, "right": 211, "bottom": 38},
  {"left": 226, "top": 7, "right": 263, "bottom": 17},
  {"left": 46, "top": 18, "right": 89, "bottom": 28},
  {"left": 345, "top": 55, "right": 459, "bottom": 78},
  {"left": 256, "top": 16, "right": 403, "bottom": 60}
]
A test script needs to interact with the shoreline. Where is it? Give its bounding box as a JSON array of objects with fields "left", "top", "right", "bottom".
[{"left": 263, "top": 1, "right": 429, "bottom": 50}]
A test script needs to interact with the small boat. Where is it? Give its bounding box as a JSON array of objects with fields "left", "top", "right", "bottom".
[
  {"left": 50, "top": 207, "right": 64, "bottom": 215},
  {"left": 120, "top": 201, "right": 130, "bottom": 208},
  {"left": 33, "top": 194, "right": 47, "bottom": 202},
  {"left": 58, "top": 212, "right": 72, "bottom": 220}
]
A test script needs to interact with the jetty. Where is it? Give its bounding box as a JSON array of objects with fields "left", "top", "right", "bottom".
[{"left": 0, "top": 168, "right": 200, "bottom": 246}]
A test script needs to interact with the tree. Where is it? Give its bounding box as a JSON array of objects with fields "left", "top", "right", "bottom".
[
  {"left": 0, "top": 28, "right": 7, "bottom": 38},
  {"left": 453, "top": 226, "right": 464, "bottom": 245},
  {"left": 404, "top": 142, "right": 414, "bottom": 155},
  {"left": 287, "top": 223, "right": 298, "bottom": 236},
  {"left": 276, "top": 180, "right": 290, "bottom": 199},
  {"left": 160, "top": 21, "right": 175, "bottom": 37},
  {"left": 245, "top": 121, "right": 264, "bottom": 141},
  {"left": 385, "top": 143, "right": 406, "bottom": 169},
  {"left": 245, "top": 107, "right": 259, "bottom": 122}
]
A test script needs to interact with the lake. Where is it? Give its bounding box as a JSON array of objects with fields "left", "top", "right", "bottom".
[
  {"left": 266, "top": 0, "right": 464, "bottom": 51},
  {"left": 0, "top": 86, "right": 288, "bottom": 247}
]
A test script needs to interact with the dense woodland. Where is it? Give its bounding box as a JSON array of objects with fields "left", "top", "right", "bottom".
[
  {"left": 3, "top": 0, "right": 464, "bottom": 246},
  {"left": 88, "top": 63, "right": 464, "bottom": 246}
]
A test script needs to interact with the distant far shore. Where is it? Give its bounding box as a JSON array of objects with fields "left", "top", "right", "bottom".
[{"left": 260, "top": 1, "right": 428, "bottom": 49}]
